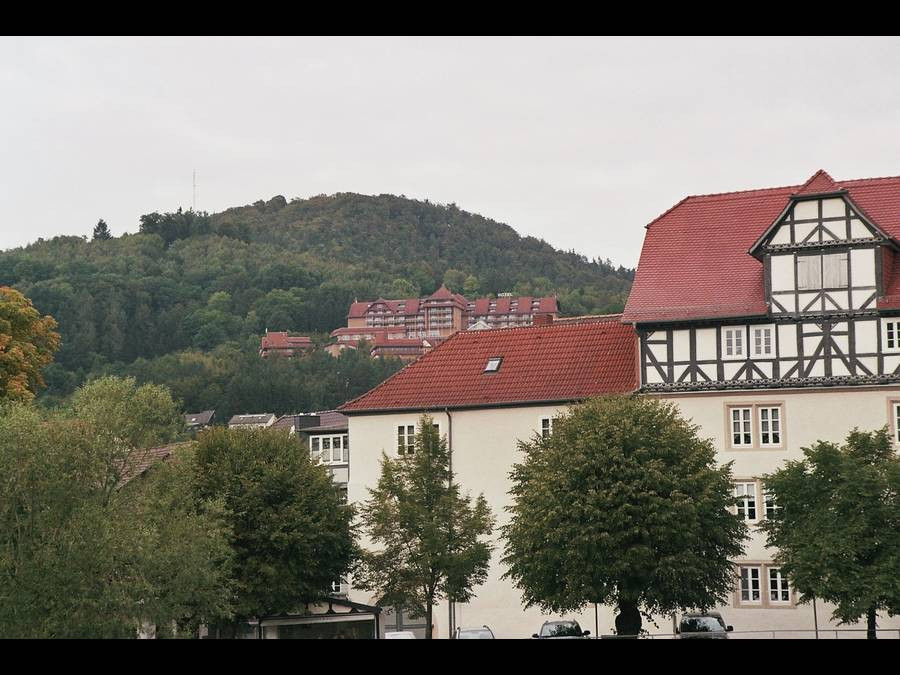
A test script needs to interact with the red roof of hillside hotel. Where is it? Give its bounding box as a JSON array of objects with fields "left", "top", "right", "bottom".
[
  {"left": 622, "top": 171, "right": 900, "bottom": 324},
  {"left": 260, "top": 332, "right": 312, "bottom": 349},
  {"left": 340, "top": 317, "right": 637, "bottom": 412}
]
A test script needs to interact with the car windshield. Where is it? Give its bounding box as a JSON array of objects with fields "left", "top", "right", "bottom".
[
  {"left": 541, "top": 621, "right": 582, "bottom": 637},
  {"left": 457, "top": 629, "right": 493, "bottom": 639},
  {"left": 680, "top": 617, "right": 725, "bottom": 632}
]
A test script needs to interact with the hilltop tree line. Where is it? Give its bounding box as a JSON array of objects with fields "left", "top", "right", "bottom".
[{"left": 0, "top": 193, "right": 632, "bottom": 402}]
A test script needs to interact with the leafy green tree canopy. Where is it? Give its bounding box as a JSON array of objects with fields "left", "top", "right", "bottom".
[
  {"left": 193, "top": 427, "right": 355, "bottom": 620},
  {"left": 760, "top": 428, "right": 900, "bottom": 639},
  {"left": 502, "top": 396, "right": 747, "bottom": 636},
  {"left": 353, "top": 416, "right": 494, "bottom": 639},
  {"left": 0, "top": 377, "right": 232, "bottom": 637}
]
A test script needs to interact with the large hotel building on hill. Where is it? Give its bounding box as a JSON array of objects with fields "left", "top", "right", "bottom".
[{"left": 329, "top": 285, "right": 559, "bottom": 359}]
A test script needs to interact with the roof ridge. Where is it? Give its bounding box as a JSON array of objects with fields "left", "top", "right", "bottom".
[
  {"left": 841, "top": 174, "right": 900, "bottom": 185},
  {"left": 673, "top": 172, "right": 900, "bottom": 205},
  {"left": 456, "top": 316, "right": 623, "bottom": 334},
  {"left": 684, "top": 183, "right": 800, "bottom": 202}
]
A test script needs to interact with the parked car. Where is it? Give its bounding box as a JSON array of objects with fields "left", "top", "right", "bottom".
[
  {"left": 453, "top": 625, "right": 495, "bottom": 639},
  {"left": 384, "top": 630, "right": 416, "bottom": 639},
  {"left": 532, "top": 620, "right": 591, "bottom": 638},
  {"left": 676, "top": 612, "right": 733, "bottom": 639}
]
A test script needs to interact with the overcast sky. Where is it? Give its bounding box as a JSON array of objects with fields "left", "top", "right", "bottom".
[{"left": 2, "top": 36, "right": 900, "bottom": 268}]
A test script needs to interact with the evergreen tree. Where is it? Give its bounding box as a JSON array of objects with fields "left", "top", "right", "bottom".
[{"left": 92, "top": 219, "right": 112, "bottom": 240}]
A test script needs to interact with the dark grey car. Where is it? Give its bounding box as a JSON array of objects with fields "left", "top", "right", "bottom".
[
  {"left": 532, "top": 620, "right": 591, "bottom": 639},
  {"left": 676, "top": 612, "right": 733, "bottom": 639}
]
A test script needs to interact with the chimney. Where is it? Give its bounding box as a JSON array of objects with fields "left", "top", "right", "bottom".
[
  {"left": 296, "top": 414, "right": 322, "bottom": 430},
  {"left": 533, "top": 314, "right": 554, "bottom": 327}
]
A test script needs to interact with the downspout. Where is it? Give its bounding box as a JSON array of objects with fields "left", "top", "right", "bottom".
[{"left": 445, "top": 407, "right": 455, "bottom": 637}]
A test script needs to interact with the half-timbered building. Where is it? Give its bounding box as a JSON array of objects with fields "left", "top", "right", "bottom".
[{"left": 623, "top": 169, "right": 900, "bottom": 633}]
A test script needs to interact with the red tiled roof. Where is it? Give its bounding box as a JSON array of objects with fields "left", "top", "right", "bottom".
[
  {"left": 330, "top": 327, "right": 405, "bottom": 339},
  {"left": 118, "top": 442, "right": 189, "bottom": 487},
  {"left": 623, "top": 170, "right": 900, "bottom": 323},
  {"left": 341, "top": 317, "right": 637, "bottom": 412},
  {"left": 260, "top": 332, "right": 312, "bottom": 350}
]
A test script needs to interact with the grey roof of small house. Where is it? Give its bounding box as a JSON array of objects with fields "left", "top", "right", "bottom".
[
  {"left": 228, "top": 413, "right": 276, "bottom": 426},
  {"left": 299, "top": 411, "right": 349, "bottom": 434},
  {"left": 184, "top": 410, "right": 215, "bottom": 426}
]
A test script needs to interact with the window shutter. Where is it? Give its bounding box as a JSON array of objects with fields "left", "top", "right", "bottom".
[
  {"left": 796, "top": 256, "right": 810, "bottom": 290},
  {"left": 822, "top": 253, "right": 847, "bottom": 288}
]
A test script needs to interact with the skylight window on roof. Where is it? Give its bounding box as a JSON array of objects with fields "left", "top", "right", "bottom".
[{"left": 484, "top": 357, "right": 502, "bottom": 373}]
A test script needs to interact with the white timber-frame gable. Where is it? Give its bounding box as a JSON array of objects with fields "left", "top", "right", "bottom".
[{"left": 638, "top": 186, "right": 900, "bottom": 392}]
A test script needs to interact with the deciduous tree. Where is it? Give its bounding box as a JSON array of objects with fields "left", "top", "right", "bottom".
[
  {"left": 759, "top": 428, "right": 900, "bottom": 639},
  {"left": 502, "top": 396, "right": 747, "bottom": 636},
  {"left": 193, "top": 427, "right": 355, "bottom": 621},
  {"left": 353, "top": 416, "right": 494, "bottom": 639},
  {"left": 0, "top": 286, "right": 60, "bottom": 402}
]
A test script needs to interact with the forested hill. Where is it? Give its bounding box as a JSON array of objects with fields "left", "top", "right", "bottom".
[{"left": 0, "top": 192, "right": 633, "bottom": 413}]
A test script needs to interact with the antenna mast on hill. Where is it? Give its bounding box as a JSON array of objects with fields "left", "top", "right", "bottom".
[{"left": 193, "top": 170, "right": 198, "bottom": 211}]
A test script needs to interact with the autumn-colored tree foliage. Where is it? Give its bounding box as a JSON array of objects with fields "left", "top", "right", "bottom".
[{"left": 0, "top": 286, "right": 60, "bottom": 402}]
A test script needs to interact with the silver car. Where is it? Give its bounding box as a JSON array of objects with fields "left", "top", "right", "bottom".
[{"left": 453, "top": 625, "right": 495, "bottom": 639}]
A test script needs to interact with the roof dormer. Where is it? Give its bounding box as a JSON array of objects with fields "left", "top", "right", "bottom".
[{"left": 749, "top": 170, "right": 892, "bottom": 258}]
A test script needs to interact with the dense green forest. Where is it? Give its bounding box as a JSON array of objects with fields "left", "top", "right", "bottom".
[{"left": 0, "top": 193, "right": 633, "bottom": 418}]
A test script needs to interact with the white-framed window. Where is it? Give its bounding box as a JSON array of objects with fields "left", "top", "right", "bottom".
[
  {"left": 484, "top": 357, "right": 503, "bottom": 373},
  {"left": 397, "top": 424, "right": 416, "bottom": 455},
  {"left": 310, "top": 434, "right": 349, "bottom": 464},
  {"left": 731, "top": 408, "right": 752, "bottom": 446},
  {"left": 893, "top": 402, "right": 900, "bottom": 444},
  {"left": 768, "top": 568, "right": 791, "bottom": 603},
  {"left": 758, "top": 407, "right": 781, "bottom": 446},
  {"left": 330, "top": 576, "right": 349, "bottom": 596},
  {"left": 764, "top": 491, "right": 778, "bottom": 520},
  {"left": 752, "top": 326, "right": 773, "bottom": 357},
  {"left": 723, "top": 327, "right": 745, "bottom": 358},
  {"left": 540, "top": 417, "right": 554, "bottom": 440},
  {"left": 396, "top": 422, "right": 440, "bottom": 456},
  {"left": 739, "top": 566, "right": 762, "bottom": 604},
  {"left": 735, "top": 482, "right": 757, "bottom": 521},
  {"left": 883, "top": 320, "right": 900, "bottom": 352}
]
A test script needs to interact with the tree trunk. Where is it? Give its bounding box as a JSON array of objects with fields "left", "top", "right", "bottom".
[
  {"left": 614, "top": 599, "right": 641, "bottom": 637},
  {"left": 425, "top": 602, "right": 433, "bottom": 639},
  {"left": 867, "top": 606, "right": 877, "bottom": 640}
]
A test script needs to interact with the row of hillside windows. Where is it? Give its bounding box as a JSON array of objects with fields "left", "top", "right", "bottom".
[
  {"left": 730, "top": 406, "right": 781, "bottom": 447},
  {"left": 739, "top": 565, "right": 791, "bottom": 605}
]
